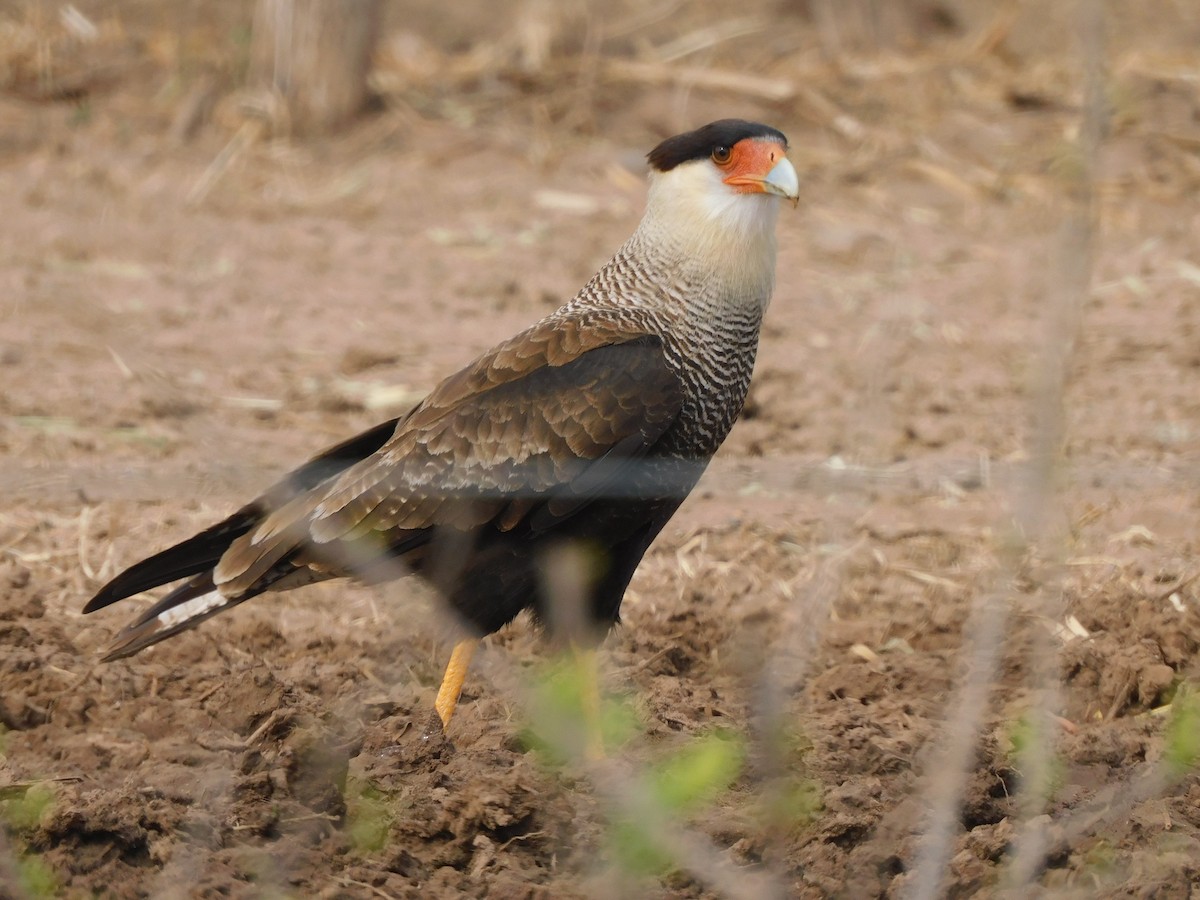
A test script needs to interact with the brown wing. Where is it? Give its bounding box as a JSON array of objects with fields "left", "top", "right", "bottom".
[{"left": 213, "top": 319, "right": 685, "bottom": 597}]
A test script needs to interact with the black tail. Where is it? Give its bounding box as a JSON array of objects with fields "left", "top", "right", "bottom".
[
  {"left": 83, "top": 510, "right": 258, "bottom": 613},
  {"left": 82, "top": 414, "right": 403, "bottom": 619}
]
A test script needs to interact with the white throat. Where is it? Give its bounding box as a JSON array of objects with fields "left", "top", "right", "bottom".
[{"left": 636, "top": 162, "right": 781, "bottom": 312}]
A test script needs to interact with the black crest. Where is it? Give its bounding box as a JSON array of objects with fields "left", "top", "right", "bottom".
[{"left": 646, "top": 119, "right": 788, "bottom": 173}]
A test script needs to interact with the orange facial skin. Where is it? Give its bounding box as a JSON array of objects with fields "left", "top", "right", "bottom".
[{"left": 717, "top": 138, "right": 790, "bottom": 194}]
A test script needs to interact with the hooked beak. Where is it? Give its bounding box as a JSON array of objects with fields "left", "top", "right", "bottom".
[
  {"left": 724, "top": 148, "right": 800, "bottom": 207},
  {"left": 760, "top": 157, "right": 800, "bottom": 206}
]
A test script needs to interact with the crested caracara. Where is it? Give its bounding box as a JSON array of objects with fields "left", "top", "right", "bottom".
[{"left": 83, "top": 119, "right": 799, "bottom": 733}]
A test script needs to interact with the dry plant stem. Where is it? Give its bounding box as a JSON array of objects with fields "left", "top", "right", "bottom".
[
  {"left": 599, "top": 58, "right": 795, "bottom": 102},
  {"left": 1058, "top": 761, "right": 1170, "bottom": 847},
  {"left": 652, "top": 16, "right": 770, "bottom": 63},
  {"left": 187, "top": 120, "right": 265, "bottom": 206},
  {"left": 1004, "top": 589, "right": 1066, "bottom": 887},
  {"left": 756, "top": 545, "right": 853, "bottom": 875},
  {"left": 907, "top": 2, "right": 1104, "bottom": 895},
  {"left": 1006, "top": 0, "right": 1103, "bottom": 883},
  {"left": 903, "top": 581, "right": 1010, "bottom": 900},
  {"left": 592, "top": 763, "right": 786, "bottom": 900}
]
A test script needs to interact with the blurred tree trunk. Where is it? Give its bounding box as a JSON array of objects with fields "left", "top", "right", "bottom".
[{"left": 250, "top": 0, "right": 382, "bottom": 135}]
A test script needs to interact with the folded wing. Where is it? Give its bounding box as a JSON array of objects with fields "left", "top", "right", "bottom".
[{"left": 85, "top": 317, "right": 686, "bottom": 659}]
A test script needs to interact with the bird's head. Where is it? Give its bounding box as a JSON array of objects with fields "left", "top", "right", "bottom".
[
  {"left": 637, "top": 120, "right": 797, "bottom": 304},
  {"left": 643, "top": 119, "right": 798, "bottom": 243}
]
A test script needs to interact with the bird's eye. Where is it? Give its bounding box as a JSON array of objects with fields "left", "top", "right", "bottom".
[{"left": 711, "top": 146, "right": 732, "bottom": 164}]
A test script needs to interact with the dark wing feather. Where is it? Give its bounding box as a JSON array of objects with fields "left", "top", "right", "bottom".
[
  {"left": 82, "top": 510, "right": 258, "bottom": 614},
  {"left": 83, "top": 414, "right": 404, "bottom": 613},
  {"left": 214, "top": 328, "right": 685, "bottom": 597}
]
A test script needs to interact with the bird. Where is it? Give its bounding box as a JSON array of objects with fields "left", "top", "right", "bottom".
[{"left": 82, "top": 119, "right": 799, "bottom": 739}]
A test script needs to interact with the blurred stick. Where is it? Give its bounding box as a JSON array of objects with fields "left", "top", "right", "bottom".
[
  {"left": 652, "top": 17, "right": 770, "bottom": 63},
  {"left": 187, "top": 120, "right": 265, "bottom": 206},
  {"left": 1005, "top": 0, "right": 1104, "bottom": 884},
  {"left": 905, "top": 0, "right": 1104, "bottom": 895},
  {"left": 903, "top": 580, "right": 1011, "bottom": 900}
]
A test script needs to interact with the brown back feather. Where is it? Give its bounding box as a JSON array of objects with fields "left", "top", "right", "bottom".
[{"left": 213, "top": 320, "right": 683, "bottom": 598}]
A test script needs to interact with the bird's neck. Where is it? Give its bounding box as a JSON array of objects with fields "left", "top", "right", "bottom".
[{"left": 631, "top": 187, "right": 780, "bottom": 317}]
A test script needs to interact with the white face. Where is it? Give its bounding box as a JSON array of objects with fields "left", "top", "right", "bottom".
[
  {"left": 639, "top": 137, "right": 796, "bottom": 311},
  {"left": 648, "top": 143, "right": 795, "bottom": 240}
]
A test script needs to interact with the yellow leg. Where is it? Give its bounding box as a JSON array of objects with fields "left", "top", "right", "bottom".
[
  {"left": 434, "top": 638, "right": 478, "bottom": 730},
  {"left": 572, "top": 643, "right": 605, "bottom": 761}
]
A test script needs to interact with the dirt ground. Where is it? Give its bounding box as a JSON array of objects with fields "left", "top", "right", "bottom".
[{"left": 2, "top": 2, "right": 1200, "bottom": 897}]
